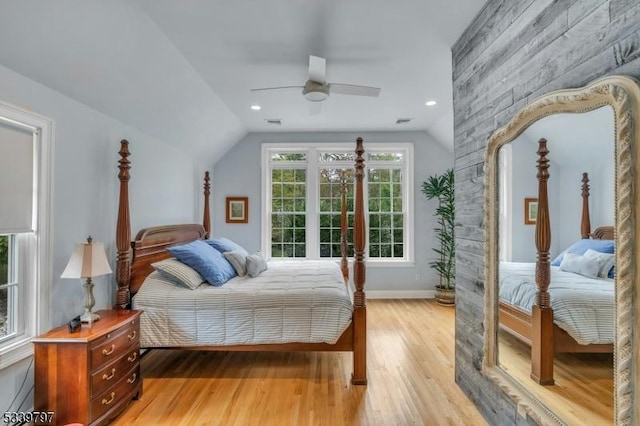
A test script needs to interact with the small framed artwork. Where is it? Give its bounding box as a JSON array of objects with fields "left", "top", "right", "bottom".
[
  {"left": 226, "top": 197, "right": 249, "bottom": 224},
  {"left": 524, "top": 198, "right": 538, "bottom": 225}
]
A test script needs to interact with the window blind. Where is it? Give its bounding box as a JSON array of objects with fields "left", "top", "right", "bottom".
[{"left": 0, "top": 122, "right": 35, "bottom": 233}]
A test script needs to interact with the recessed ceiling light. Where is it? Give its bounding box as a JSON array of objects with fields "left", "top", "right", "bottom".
[
  {"left": 425, "top": 100, "right": 437, "bottom": 107},
  {"left": 251, "top": 105, "right": 261, "bottom": 111}
]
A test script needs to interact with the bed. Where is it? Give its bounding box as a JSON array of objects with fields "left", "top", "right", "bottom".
[
  {"left": 498, "top": 139, "right": 615, "bottom": 385},
  {"left": 113, "top": 138, "right": 368, "bottom": 385}
]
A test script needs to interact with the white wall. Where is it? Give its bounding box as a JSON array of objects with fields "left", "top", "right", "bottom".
[
  {"left": 212, "top": 131, "right": 453, "bottom": 293},
  {"left": 0, "top": 62, "right": 205, "bottom": 411}
]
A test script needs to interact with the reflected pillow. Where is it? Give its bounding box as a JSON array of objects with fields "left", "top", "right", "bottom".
[
  {"left": 246, "top": 252, "right": 268, "bottom": 278},
  {"left": 559, "top": 252, "right": 600, "bottom": 278},
  {"left": 223, "top": 250, "right": 248, "bottom": 276},
  {"left": 151, "top": 258, "right": 204, "bottom": 290},
  {"left": 583, "top": 249, "right": 615, "bottom": 279},
  {"left": 551, "top": 239, "right": 614, "bottom": 266},
  {"left": 206, "top": 237, "right": 249, "bottom": 257},
  {"left": 167, "top": 240, "right": 236, "bottom": 286}
]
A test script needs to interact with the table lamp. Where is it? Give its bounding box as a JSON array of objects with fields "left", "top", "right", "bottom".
[{"left": 61, "top": 236, "right": 112, "bottom": 323}]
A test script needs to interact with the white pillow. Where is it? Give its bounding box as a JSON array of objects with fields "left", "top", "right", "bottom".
[
  {"left": 583, "top": 249, "right": 615, "bottom": 278},
  {"left": 223, "top": 250, "right": 248, "bottom": 276},
  {"left": 151, "top": 258, "right": 204, "bottom": 290},
  {"left": 559, "top": 252, "right": 600, "bottom": 278},
  {"left": 246, "top": 252, "right": 268, "bottom": 278}
]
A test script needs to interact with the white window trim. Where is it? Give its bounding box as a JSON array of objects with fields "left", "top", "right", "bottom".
[
  {"left": 499, "top": 144, "right": 513, "bottom": 262},
  {"left": 0, "top": 100, "right": 53, "bottom": 369},
  {"left": 261, "top": 142, "right": 414, "bottom": 266}
]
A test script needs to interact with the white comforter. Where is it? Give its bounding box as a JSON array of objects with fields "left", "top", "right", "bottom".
[
  {"left": 499, "top": 262, "right": 614, "bottom": 345},
  {"left": 133, "top": 260, "right": 354, "bottom": 347}
]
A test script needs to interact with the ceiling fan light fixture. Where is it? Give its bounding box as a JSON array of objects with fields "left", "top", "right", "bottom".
[{"left": 303, "top": 80, "right": 330, "bottom": 102}]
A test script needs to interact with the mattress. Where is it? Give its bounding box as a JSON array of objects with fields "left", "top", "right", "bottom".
[
  {"left": 499, "top": 262, "right": 614, "bottom": 345},
  {"left": 132, "top": 260, "right": 354, "bottom": 347}
]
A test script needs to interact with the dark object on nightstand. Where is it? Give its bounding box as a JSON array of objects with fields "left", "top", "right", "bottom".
[
  {"left": 33, "top": 309, "right": 143, "bottom": 426},
  {"left": 67, "top": 315, "right": 81, "bottom": 333}
]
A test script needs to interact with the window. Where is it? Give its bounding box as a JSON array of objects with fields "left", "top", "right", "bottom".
[
  {"left": 262, "top": 144, "right": 414, "bottom": 265},
  {"left": 0, "top": 101, "right": 52, "bottom": 368}
]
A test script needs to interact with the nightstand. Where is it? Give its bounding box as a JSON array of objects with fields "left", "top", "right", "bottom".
[{"left": 33, "top": 310, "right": 142, "bottom": 426}]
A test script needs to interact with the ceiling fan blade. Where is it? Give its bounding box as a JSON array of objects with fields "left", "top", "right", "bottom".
[
  {"left": 308, "top": 55, "right": 326, "bottom": 83},
  {"left": 309, "top": 102, "right": 322, "bottom": 115},
  {"left": 329, "top": 83, "right": 381, "bottom": 97},
  {"left": 250, "top": 86, "right": 304, "bottom": 93}
]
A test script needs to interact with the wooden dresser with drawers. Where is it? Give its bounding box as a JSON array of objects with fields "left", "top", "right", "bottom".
[{"left": 33, "top": 310, "right": 142, "bottom": 425}]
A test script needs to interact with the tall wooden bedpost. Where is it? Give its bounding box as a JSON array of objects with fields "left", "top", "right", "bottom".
[
  {"left": 340, "top": 170, "right": 349, "bottom": 284},
  {"left": 531, "top": 138, "right": 554, "bottom": 385},
  {"left": 116, "top": 140, "right": 132, "bottom": 309},
  {"left": 203, "top": 171, "right": 211, "bottom": 238},
  {"left": 352, "top": 137, "right": 367, "bottom": 385},
  {"left": 581, "top": 172, "right": 591, "bottom": 239}
]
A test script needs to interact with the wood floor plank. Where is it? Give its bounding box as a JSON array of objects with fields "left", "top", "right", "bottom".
[{"left": 112, "top": 300, "right": 486, "bottom": 426}]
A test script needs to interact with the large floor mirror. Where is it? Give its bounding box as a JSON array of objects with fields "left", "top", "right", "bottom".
[{"left": 482, "top": 76, "right": 640, "bottom": 425}]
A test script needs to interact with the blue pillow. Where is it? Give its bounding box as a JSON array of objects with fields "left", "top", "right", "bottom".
[
  {"left": 167, "top": 240, "right": 236, "bottom": 286},
  {"left": 206, "top": 237, "right": 249, "bottom": 257},
  {"left": 551, "top": 239, "right": 615, "bottom": 266}
]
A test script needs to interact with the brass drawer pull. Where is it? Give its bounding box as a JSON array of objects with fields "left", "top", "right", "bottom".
[
  {"left": 127, "top": 330, "right": 137, "bottom": 340},
  {"left": 102, "top": 368, "right": 116, "bottom": 381},
  {"left": 102, "top": 344, "right": 115, "bottom": 356},
  {"left": 127, "top": 352, "right": 138, "bottom": 363},
  {"left": 102, "top": 392, "right": 116, "bottom": 406},
  {"left": 127, "top": 373, "right": 137, "bottom": 384}
]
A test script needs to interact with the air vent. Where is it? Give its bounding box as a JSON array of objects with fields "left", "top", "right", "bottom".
[
  {"left": 396, "top": 118, "right": 412, "bottom": 124},
  {"left": 265, "top": 119, "right": 282, "bottom": 125}
]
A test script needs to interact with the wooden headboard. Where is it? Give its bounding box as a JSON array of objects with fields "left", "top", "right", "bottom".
[{"left": 128, "top": 224, "right": 207, "bottom": 296}]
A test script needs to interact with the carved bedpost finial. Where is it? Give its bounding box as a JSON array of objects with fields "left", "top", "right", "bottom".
[
  {"left": 581, "top": 172, "right": 591, "bottom": 239},
  {"left": 116, "top": 140, "right": 132, "bottom": 309},
  {"left": 203, "top": 172, "right": 211, "bottom": 238},
  {"left": 535, "top": 138, "right": 551, "bottom": 308},
  {"left": 353, "top": 137, "right": 366, "bottom": 308}
]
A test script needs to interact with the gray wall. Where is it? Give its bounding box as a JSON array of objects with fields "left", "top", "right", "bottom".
[
  {"left": 212, "top": 131, "right": 453, "bottom": 293},
  {"left": 0, "top": 62, "right": 205, "bottom": 413},
  {"left": 452, "top": 0, "right": 640, "bottom": 424}
]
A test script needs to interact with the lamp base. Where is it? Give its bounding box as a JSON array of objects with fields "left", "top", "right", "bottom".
[{"left": 80, "top": 311, "right": 100, "bottom": 323}]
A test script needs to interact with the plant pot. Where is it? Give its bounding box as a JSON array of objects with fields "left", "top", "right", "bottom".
[{"left": 435, "top": 286, "right": 455, "bottom": 306}]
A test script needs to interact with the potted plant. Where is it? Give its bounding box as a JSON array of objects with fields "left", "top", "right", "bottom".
[{"left": 422, "top": 169, "right": 455, "bottom": 305}]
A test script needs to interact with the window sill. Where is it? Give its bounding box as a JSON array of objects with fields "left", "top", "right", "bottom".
[
  {"left": 0, "top": 336, "right": 34, "bottom": 369},
  {"left": 268, "top": 258, "right": 415, "bottom": 268}
]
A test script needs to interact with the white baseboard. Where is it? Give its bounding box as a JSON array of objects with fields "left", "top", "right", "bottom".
[{"left": 366, "top": 290, "right": 435, "bottom": 299}]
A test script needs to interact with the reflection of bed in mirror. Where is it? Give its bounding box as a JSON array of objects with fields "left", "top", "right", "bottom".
[{"left": 499, "top": 167, "right": 614, "bottom": 354}]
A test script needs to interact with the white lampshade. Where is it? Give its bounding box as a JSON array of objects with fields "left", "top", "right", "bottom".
[{"left": 61, "top": 240, "right": 112, "bottom": 279}]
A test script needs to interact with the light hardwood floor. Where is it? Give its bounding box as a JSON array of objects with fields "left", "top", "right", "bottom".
[
  {"left": 112, "top": 299, "right": 486, "bottom": 426},
  {"left": 499, "top": 330, "right": 613, "bottom": 425}
]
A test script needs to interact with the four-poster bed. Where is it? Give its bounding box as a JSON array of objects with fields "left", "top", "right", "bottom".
[
  {"left": 114, "top": 138, "right": 367, "bottom": 385},
  {"left": 498, "top": 139, "right": 614, "bottom": 385}
]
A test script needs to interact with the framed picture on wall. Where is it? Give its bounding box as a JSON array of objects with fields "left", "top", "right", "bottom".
[
  {"left": 524, "top": 198, "right": 538, "bottom": 225},
  {"left": 226, "top": 197, "right": 248, "bottom": 224}
]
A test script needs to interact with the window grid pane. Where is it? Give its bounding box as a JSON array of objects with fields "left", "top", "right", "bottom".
[
  {"left": 319, "top": 168, "right": 354, "bottom": 258},
  {"left": 0, "top": 234, "right": 17, "bottom": 340},
  {"left": 368, "top": 168, "right": 404, "bottom": 258},
  {"left": 271, "top": 169, "right": 306, "bottom": 258}
]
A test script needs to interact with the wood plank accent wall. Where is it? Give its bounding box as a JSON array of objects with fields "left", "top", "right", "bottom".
[{"left": 452, "top": 1, "right": 640, "bottom": 424}]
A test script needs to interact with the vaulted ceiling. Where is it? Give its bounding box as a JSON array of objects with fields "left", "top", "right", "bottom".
[{"left": 0, "top": 0, "right": 486, "bottom": 164}]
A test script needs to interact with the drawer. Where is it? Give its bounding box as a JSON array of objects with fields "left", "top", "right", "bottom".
[
  {"left": 90, "top": 320, "right": 140, "bottom": 371},
  {"left": 90, "top": 364, "right": 140, "bottom": 423},
  {"left": 91, "top": 346, "right": 140, "bottom": 397}
]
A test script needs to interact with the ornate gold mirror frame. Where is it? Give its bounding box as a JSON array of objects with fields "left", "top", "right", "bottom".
[{"left": 483, "top": 75, "right": 640, "bottom": 425}]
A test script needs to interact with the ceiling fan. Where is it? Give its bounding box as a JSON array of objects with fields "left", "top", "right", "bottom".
[{"left": 250, "top": 55, "right": 381, "bottom": 111}]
